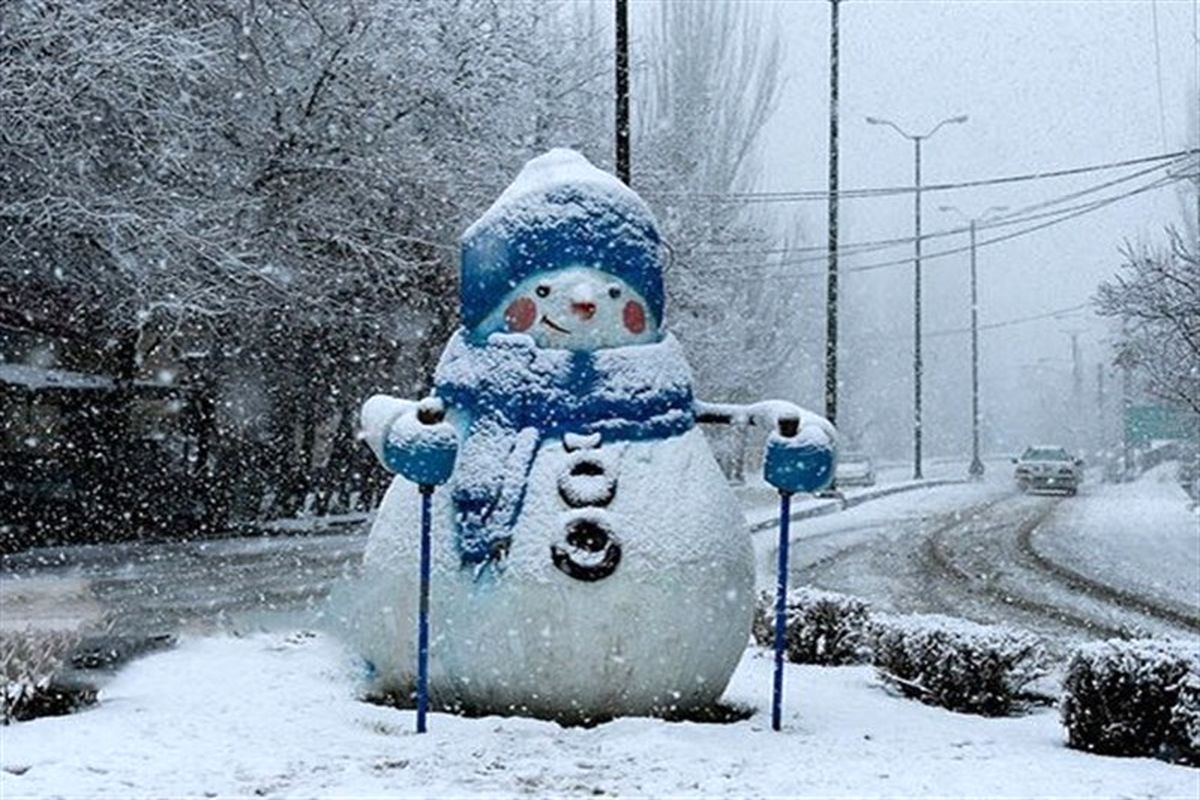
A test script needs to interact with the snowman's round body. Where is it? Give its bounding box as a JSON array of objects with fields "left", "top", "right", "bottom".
[
  {"left": 356, "top": 421, "right": 752, "bottom": 721},
  {"left": 346, "top": 149, "right": 764, "bottom": 722}
]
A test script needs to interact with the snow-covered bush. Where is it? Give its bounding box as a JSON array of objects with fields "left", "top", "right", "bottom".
[
  {"left": 1, "top": 627, "right": 95, "bottom": 724},
  {"left": 1061, "top": 639, "right": 1200, "bottom": 765},
  {"left": 1170, "top": 672, "right": 1200, "bottom": 765},
  {"left": 752, "top": 588, "right": 871, "bottom": 665},
  {"left": 869, "top": 614, "right": 1046, "bottom": 716}
]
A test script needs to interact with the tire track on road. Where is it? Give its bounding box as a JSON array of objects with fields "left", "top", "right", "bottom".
[
  {"left": 922, "top": 498, "right": 1131, "bottom": 639},
  {"left": 927, "top": 494, "right": 1199, "bottom": 638},
  {"left": 1017, "top": 510, "right": 1200, "bottom": 634}
]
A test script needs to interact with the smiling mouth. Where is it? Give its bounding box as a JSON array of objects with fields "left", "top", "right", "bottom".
[{"left": 541, "top": 315, "right": 571, "bottom": 334}]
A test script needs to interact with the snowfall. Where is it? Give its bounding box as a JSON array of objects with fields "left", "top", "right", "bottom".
[{"left": 2, "top": 464, "right": 1198, "bottom": 798}]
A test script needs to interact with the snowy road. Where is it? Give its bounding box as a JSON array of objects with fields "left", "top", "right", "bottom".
[
  {"left": 766, "top": 468, "right": 1199, "bottom": 646},
  {"left": 0, "top": 532, "right": 366, "bottom": 636},
  {"left": 2, "top": 462, "right": 1195, "bottom": 650},
  {"left": 1029, "top": 463, "right": 1199, "bottom": 621}
]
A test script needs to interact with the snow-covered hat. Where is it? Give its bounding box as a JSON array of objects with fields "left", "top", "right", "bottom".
[{"left": 459, "top": 149, "right": 665, "bottom": 333}]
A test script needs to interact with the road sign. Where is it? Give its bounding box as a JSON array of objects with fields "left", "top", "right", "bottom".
[{"left": 1125, "top": 405, "right": 1198, "bottom": 444}]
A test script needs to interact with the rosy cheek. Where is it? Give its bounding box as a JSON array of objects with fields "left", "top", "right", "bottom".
[
  {"left": 623, "top": 300, "right": 646, "bottom": 334},
  {"left": 505, "top": 297, "right": 537, "bottom": 332}
]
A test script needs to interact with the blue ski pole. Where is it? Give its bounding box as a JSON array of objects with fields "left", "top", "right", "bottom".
[
  {"left": 771, "top": 490, "right": 792, "bottom": 732},
  {"left": 416, "top": 483, "right": 433, "bottom": 734}
]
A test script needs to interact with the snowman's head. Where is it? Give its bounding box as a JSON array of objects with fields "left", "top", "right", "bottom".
[
  {"left": 460, "top": 149, "right": 665, "bottom": 350},
  {"left": 478, "top": 266, "right": 657, "bottom": 349}
]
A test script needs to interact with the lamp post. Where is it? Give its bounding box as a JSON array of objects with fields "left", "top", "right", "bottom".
[
  {"left": 866, "top": 113, "right": 968, "bottom": 480},
  {"left": 938, "top": 204, "right": 1007, "bottom": 480}
]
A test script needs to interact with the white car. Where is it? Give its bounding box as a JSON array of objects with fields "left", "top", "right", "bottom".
[
  {"left": 1013, "top": 445, "right": 1083, "bottom": 495},
  {"left": 835, "top": 452, "right": 876, "bottom": 487}
]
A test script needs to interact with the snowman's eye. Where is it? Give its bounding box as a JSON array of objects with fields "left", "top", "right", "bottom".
[
  {"left": 607, "top": 285, "right": 622, "bottom": 300},
  {"left": 535, "top": 284, "right": 551, "bottom": 298}
]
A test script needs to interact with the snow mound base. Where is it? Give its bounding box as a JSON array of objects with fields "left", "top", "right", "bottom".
[
  {"left": 752, "top": 587, "right": 871, "bottom": 665},
  {"left": 870, "top": 613, "right": 1048, "bottom": 716},
  {"left": 2, "top": 632, "right": 1197, "bottom": 798},
  {"left": 1062, "top": 638, "right": 1200, "bottom": 766}
]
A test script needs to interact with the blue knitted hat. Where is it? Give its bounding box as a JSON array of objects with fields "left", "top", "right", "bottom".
[{"left": 460, "top": 149, "right": 665, "bottom": 333}]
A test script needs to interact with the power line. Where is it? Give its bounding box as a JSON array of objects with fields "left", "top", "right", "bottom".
[
  {"left": 711, "top": 170, "right": 1189, "bottom": 281},
  {"left": 818, "top": 174, "right": 1180, "bottom": 276},
  {"left": 647, "top": 147, "right": 1198, "bottom": 203},
  {"left": 696, "top": 156, "right": 1188, "bottom": 260},
  {"left": 925, "top": 303, "right": 1091, "bottom": 339},
  {"left": 707, "top": 170, "right": 1189, "bottom": 276},
  {"left": 852, "top": 302, "right": 1091, "bottom": 344}
]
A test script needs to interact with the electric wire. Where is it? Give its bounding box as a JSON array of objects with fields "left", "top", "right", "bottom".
[
  {"left": 924, "top": 303, "right": 1092, "bottom": 339},
  {"left": 695, "top": 156, "right": 1188, "bottom": 260},
  {"left": 647, "top": 147, "right": 1197, "bottom": 203},
  {"left": 706, "top": 170, "right": 1191, "bottom": 281}
]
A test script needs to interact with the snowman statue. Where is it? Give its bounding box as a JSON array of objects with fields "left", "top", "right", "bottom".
[{"left": 349, "top": 149, "right": 835, "bottom": 722}]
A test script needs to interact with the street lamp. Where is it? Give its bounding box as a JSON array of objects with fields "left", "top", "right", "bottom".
[
  {"left": 866, "top": 113, "right": 968, "bottom": 479},
  {"left": 938, "top": 204, "right": 1007, "bottom": 480}
]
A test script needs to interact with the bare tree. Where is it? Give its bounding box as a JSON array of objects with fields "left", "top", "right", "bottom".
[
  {"left": 1096, "top": 229, "right": 1200, "bottom": 416},
  {"left": 630, "top": 1, "right": 815, "bottom": 406}
]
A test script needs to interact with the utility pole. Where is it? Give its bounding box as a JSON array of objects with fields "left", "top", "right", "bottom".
[
  {"left": 912, "top": 136, "right": 923, "bottom": 479},
  {"left": 1122, "top": 354, "right": 1133, "bottom": 480},
  {"left": 867, "top": 114, "right": 967, "bottom": 480},
  {"left": 939, "top": 204, "right": 1004, "bottom": 480},
  {"left": 614, "top": 0, "right": 630, "bottom": 185},
  {"left": 1063, "top": 329, "right": 1085, "bottom": 451},
  {"left": 824, "top": 0, "right": 841, "bottom": 429},
  {"left": 967, "top": 219, "right": 983, "bottom": 478}
]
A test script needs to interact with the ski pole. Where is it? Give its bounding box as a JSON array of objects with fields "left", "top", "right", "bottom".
[
  {"left": 416, "top": 483, "right": 433, "bottom": 734},
  {"left": 771, "top": 489, "right": 792, "bottom": 732}
]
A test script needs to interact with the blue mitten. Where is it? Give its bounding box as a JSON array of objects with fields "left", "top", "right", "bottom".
[
  {"left": 763, "top": 426, "right": 836, "bottom": 494},
  {"left": 382, "top": 401, "right": 458, "bottom": 487}
]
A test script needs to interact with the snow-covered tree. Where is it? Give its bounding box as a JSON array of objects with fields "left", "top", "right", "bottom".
[
  {"left": 0, "top": 0, "right": 233, "bottom": 375},
  {"left": 1096, "top": 229, "right": 1200, "bottom": 417}
]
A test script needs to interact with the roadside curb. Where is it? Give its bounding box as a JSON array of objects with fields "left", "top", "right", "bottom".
[{"left": 747, "top": 478, "right": 969, "bottom": 534}]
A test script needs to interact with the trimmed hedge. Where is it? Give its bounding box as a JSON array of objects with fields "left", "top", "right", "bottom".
[
  {"left": 752, "top": 587, "right": 871, "bottom": 665},
  {"left": 870, "top": 613, "right": 1046, "bottom": 716},
  {"left": 1061, "top": 639, "right": 1199, "bottom": 765}
]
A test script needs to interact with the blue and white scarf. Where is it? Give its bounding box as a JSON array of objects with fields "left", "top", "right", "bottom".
[{"left": 433, "top": 330, "right": 695, "bottom": 569}]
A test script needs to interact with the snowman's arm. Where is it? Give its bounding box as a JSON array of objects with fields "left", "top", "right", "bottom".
[
  {"left": 694, "top": 399, "right": 837, "bottom": 493},
  {"left": 694, "top": 400, "right": 832, "bottom": 437},
  {"left": 360, "top": 394, "right": 459, "bottom": 487}
]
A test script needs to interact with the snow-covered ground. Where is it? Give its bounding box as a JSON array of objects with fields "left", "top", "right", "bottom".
[
  {"left": 2, "top": 631, "right": 1196, "bottom": 799},
  {"left": 3, "top": 465, "right": 1198, "bottom": 797},
  {"left": 1031, "top": 463, "right": 1199, "bottom": 616}
]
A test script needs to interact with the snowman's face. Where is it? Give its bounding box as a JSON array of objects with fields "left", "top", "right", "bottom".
[{"left": 483, "top": 267, "right": 659, "bottom": 350}]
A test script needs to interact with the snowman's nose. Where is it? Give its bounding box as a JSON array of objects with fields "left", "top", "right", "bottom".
[{"left": 570, "top": 301, "right": 596, "bottom": 320}]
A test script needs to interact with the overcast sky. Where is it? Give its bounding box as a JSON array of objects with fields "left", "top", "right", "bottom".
[{"left": 747, "top": 0, "right": 1197, "bottom": 453}]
